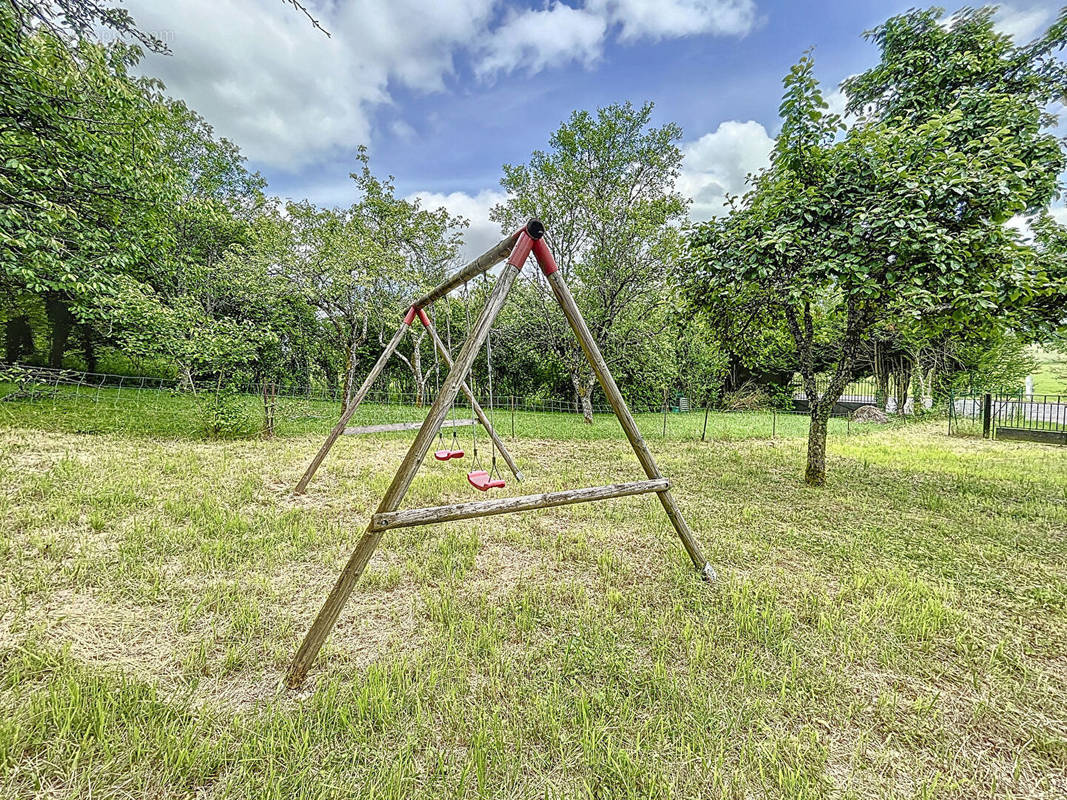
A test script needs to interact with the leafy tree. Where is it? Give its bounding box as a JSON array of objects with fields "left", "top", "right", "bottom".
[
  {"left": 281, "top": 151, "right": 463, "bottom": 410},
  {"left": 687, "top": 8, "right": 1067, "bottom": 486},
  {"left": 0, "top": 8, "right": 181, "bottom": 366},
  {"left": 492, "top": 102, "right": 687, "bottom": 422}
]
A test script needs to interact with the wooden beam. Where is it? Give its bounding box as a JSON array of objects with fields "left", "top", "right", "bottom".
[
  {"left": 343, "top": 418, "right": 475, "bottom": 436},
  {"left": 294, "top": 319, "right": 408, "bottom": 494},
  {"left": 422, "top": 316, "right": 523, "bottom": 482},
  {"left": 412, "top": 231, "right": 519, "bottom": 310},
  {"left": 372, "top": 479, "right": 668, "bottom": 531},
  {"left": 286, "top": 255, "right": 523, "bottom": 688},
  {"left": 542, "top": 265, "right": 714, "bottom": 580}
]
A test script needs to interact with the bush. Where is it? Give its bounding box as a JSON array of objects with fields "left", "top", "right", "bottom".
[
  {"left": 720, "top": 383, "right": 775, "bottom": 411},
  {"left": 195, "top": 384, "right": 259, "bottom": 439}
]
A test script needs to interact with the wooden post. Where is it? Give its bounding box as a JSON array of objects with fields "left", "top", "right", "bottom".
[
  {"left": 511, "top": 395, "right": 515, "bottom": 439},
  {"left": 294, "top": 319, "right": 409, "bottom": 494},
  {"left": 662, "top": 387, "right": 668, "bottom": 437},
  {"left": 372, "top": 479, "right": 669, "bottom": 531},
  {"left": 286, "top": 256, "right": 523, "bottom": 688},
  {"left": 702, "top": 403, "right": 710, "bottom": 442},
  {"left": 421, "top": 316, "right": 523, "bottom": 481},
  {"left": 981, "top": 393, "right": 992, "bottom": 439},
  {"left": 541, "top": 267, "right": 713, "bottom": 579}
]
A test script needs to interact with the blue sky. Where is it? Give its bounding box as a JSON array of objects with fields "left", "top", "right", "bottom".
[{"left": 123, "top": 1, "right": 1060, "bottom": 256}]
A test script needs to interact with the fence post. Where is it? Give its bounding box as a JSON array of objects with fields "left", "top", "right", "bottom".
[
  {"left": 662, "top": 387, "right": 668, "bottom": 437},
  {"left": 772, "top": 408, "right": 776, "bottom": 439},
  {"left": 702, "top": 403, "right": 709, "bottom": 442},
  {"left": 981, "top": 392, "right": 992, "bottom": 439},
  {"left": 510, "top": 395, "right": 515, "bottom": 439}
]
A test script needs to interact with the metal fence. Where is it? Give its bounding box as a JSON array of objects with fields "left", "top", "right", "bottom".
[{"left": 948, "top": 389, "right": 1067, "bottom": 444}]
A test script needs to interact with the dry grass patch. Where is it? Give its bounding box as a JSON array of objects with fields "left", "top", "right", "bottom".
[{"left": 0, "top": 421, "right": 1064, "bottom": 798}]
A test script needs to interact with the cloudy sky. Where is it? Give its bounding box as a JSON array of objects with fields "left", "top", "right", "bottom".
[{"left": 122, "top": 0, "right": 1061, "bottom": 257}]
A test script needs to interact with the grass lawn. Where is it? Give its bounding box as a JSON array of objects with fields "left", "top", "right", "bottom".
[
  {"left": 1029, "top": 347, "right": 1067, "bottom": 396},
  {"left": 0, "top": 416, "right": 1064, "bottom": 798},
  {"left": 0, "top": 382, "right": 843, "bottom": 442}
]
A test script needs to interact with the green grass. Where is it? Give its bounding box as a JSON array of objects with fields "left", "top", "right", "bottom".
[
  {"left": 1029, "top": 346, "right": 1067, "bottom": 395},
  {"left": 0, "top": 382, "right": 848, "bottom": 442},
  {"left": 0, "top": 411, "right": 1064, "bottom": 798}
]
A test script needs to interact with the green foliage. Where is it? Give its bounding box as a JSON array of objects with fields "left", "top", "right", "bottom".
[
  {"left": 0, "top": 8, "right": 179, "bottom": 313},
  {"left": 686, "top": 10, "right": 1067, "bottom": 484},
  {"left": 492, "top": 102, "right": 690, "bottom": 417},
  {"left": 194, "top": 382, "right": 258, "bottom": 439},
  {"left": 945, "top": 330, "right": 1039, "bottom": 393}
]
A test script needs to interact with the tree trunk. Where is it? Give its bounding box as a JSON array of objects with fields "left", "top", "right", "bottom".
[
  {"left": 45, "top": 295, "right": 73, "bottom": 369},
  {"left": 873, "top": 342, "right": 889, "bottom": 410},
  {"left": 177, "top": 364, "right": 197, "bottom": 394},
  {"left": 805, "top": 405, "right": 830, "bottom": 486},
  {"left": 342, "top": 337, "right": 360, "bottom": 413},
  {"left": 82, "top": 326, "right": 97, "bottom": 373},
  {"left": 4, "top": 316, "right": 34, "bottom": 362},
  {"left": 571, "top": 371, "right": 595, "bottom": 424},
  {"left": 892, "top": 361, "right": 911, "bottom": 416}
]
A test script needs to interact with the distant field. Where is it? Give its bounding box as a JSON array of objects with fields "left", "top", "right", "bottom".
[
  {"left": 0, "top": 412, "right": 1064, "bottom": 798},
  {"left": 1030, "top": 346, "right": 1067, "bottom": 395}
]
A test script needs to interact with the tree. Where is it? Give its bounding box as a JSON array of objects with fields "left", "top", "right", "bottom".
[
  {"left": 0, "top": 7, "right": 181, "bottom": 366},
  {"left": 281, "top": 150, "right": 463, "bottom": 410},
  {"left": 686, "top": 8, "right": 1067, "bottom": 485},
  {"left": 492, "top": 102, "right": 687, "bottom": 422}
]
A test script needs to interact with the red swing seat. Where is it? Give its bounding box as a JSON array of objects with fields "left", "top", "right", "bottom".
[
  {"left": 467, "top": 469, "right": 505, "bottom": 491},
  {"left": 434, "top": 448, "right": 465, "bottom": 461}
]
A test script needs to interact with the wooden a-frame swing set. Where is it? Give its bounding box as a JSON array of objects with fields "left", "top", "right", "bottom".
[{"left": 287, "top": 219, "right": 715, "bottom": 687}]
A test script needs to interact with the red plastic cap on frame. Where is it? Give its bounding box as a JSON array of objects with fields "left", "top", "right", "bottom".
[
  {"left": 402, "top": 306, "right": 418, "bottom": 325},
  {"left": 531, "top": 238, "right": 558, "bottom": 276},
  {"left": 507, "top": 231, "right": 535, "bottom": 269},
  {"left": 417, "top": 308, "right": 430, "bottom": 327}
]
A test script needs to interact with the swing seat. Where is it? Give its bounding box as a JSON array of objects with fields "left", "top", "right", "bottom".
[
  {"left": 467, "top": 470, "right": 505, "bottom": 491},
  {"left": 435, "top": 449, "right": 465, "bottom": 461}
]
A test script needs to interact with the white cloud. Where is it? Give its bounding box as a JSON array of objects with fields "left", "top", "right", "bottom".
[
  {"left": 824, "top": 88, "right": 848, "bottom": 120},
  {"left": 412, "top": 118, "right": 774, "bottom": 256},
  {"left": 477, "top": 3, "right": 608, "bottom": 78},
  {"left": 125, "top": 0, "right": 497, "bottom": 170},
  {"left": 124, "top": 0, "right": 761, "bottom": 170},
  {"left": 592, "top": 0, "right": 759, "bottom": 41},
  {"left": 678, "top": 120, "right": 773, "bottom": 221},
  {"left": 407, "top": 189, "right": 509, "bottom": 262},
  {"left": 994, "top": 4, "right": 1053, "bottom": 43},
  {"left": 476, "top": 0, "right": 758, "bottom": 77}
]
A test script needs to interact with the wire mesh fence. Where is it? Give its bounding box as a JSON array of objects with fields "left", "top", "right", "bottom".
[{"left": 1, "top": 362, "right": 909, "bottom": 443}]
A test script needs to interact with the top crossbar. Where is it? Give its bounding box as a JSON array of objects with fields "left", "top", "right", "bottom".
[
  {"left": 411, "top": 231, "right": 519, "bottom": 310},
  {"left": 410, "top": 220, "right": 545, "bottom": 311}
]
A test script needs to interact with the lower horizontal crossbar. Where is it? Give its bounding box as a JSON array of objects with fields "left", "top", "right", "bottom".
[{"left": 371, "top": 478, "right": 669, "bottom": 531}]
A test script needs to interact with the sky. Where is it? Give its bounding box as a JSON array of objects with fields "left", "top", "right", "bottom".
[{"left": 120, "top": 0, "right": 1062, "bottom": 259}]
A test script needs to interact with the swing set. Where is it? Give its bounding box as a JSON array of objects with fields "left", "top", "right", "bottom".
[{"left": 287, "top": 220, "right": 714, "bottom": 687}]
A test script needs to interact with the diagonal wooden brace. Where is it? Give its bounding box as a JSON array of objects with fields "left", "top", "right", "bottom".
[{"left": 285, "top": 246, "right": 525, "bottom": 688}]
